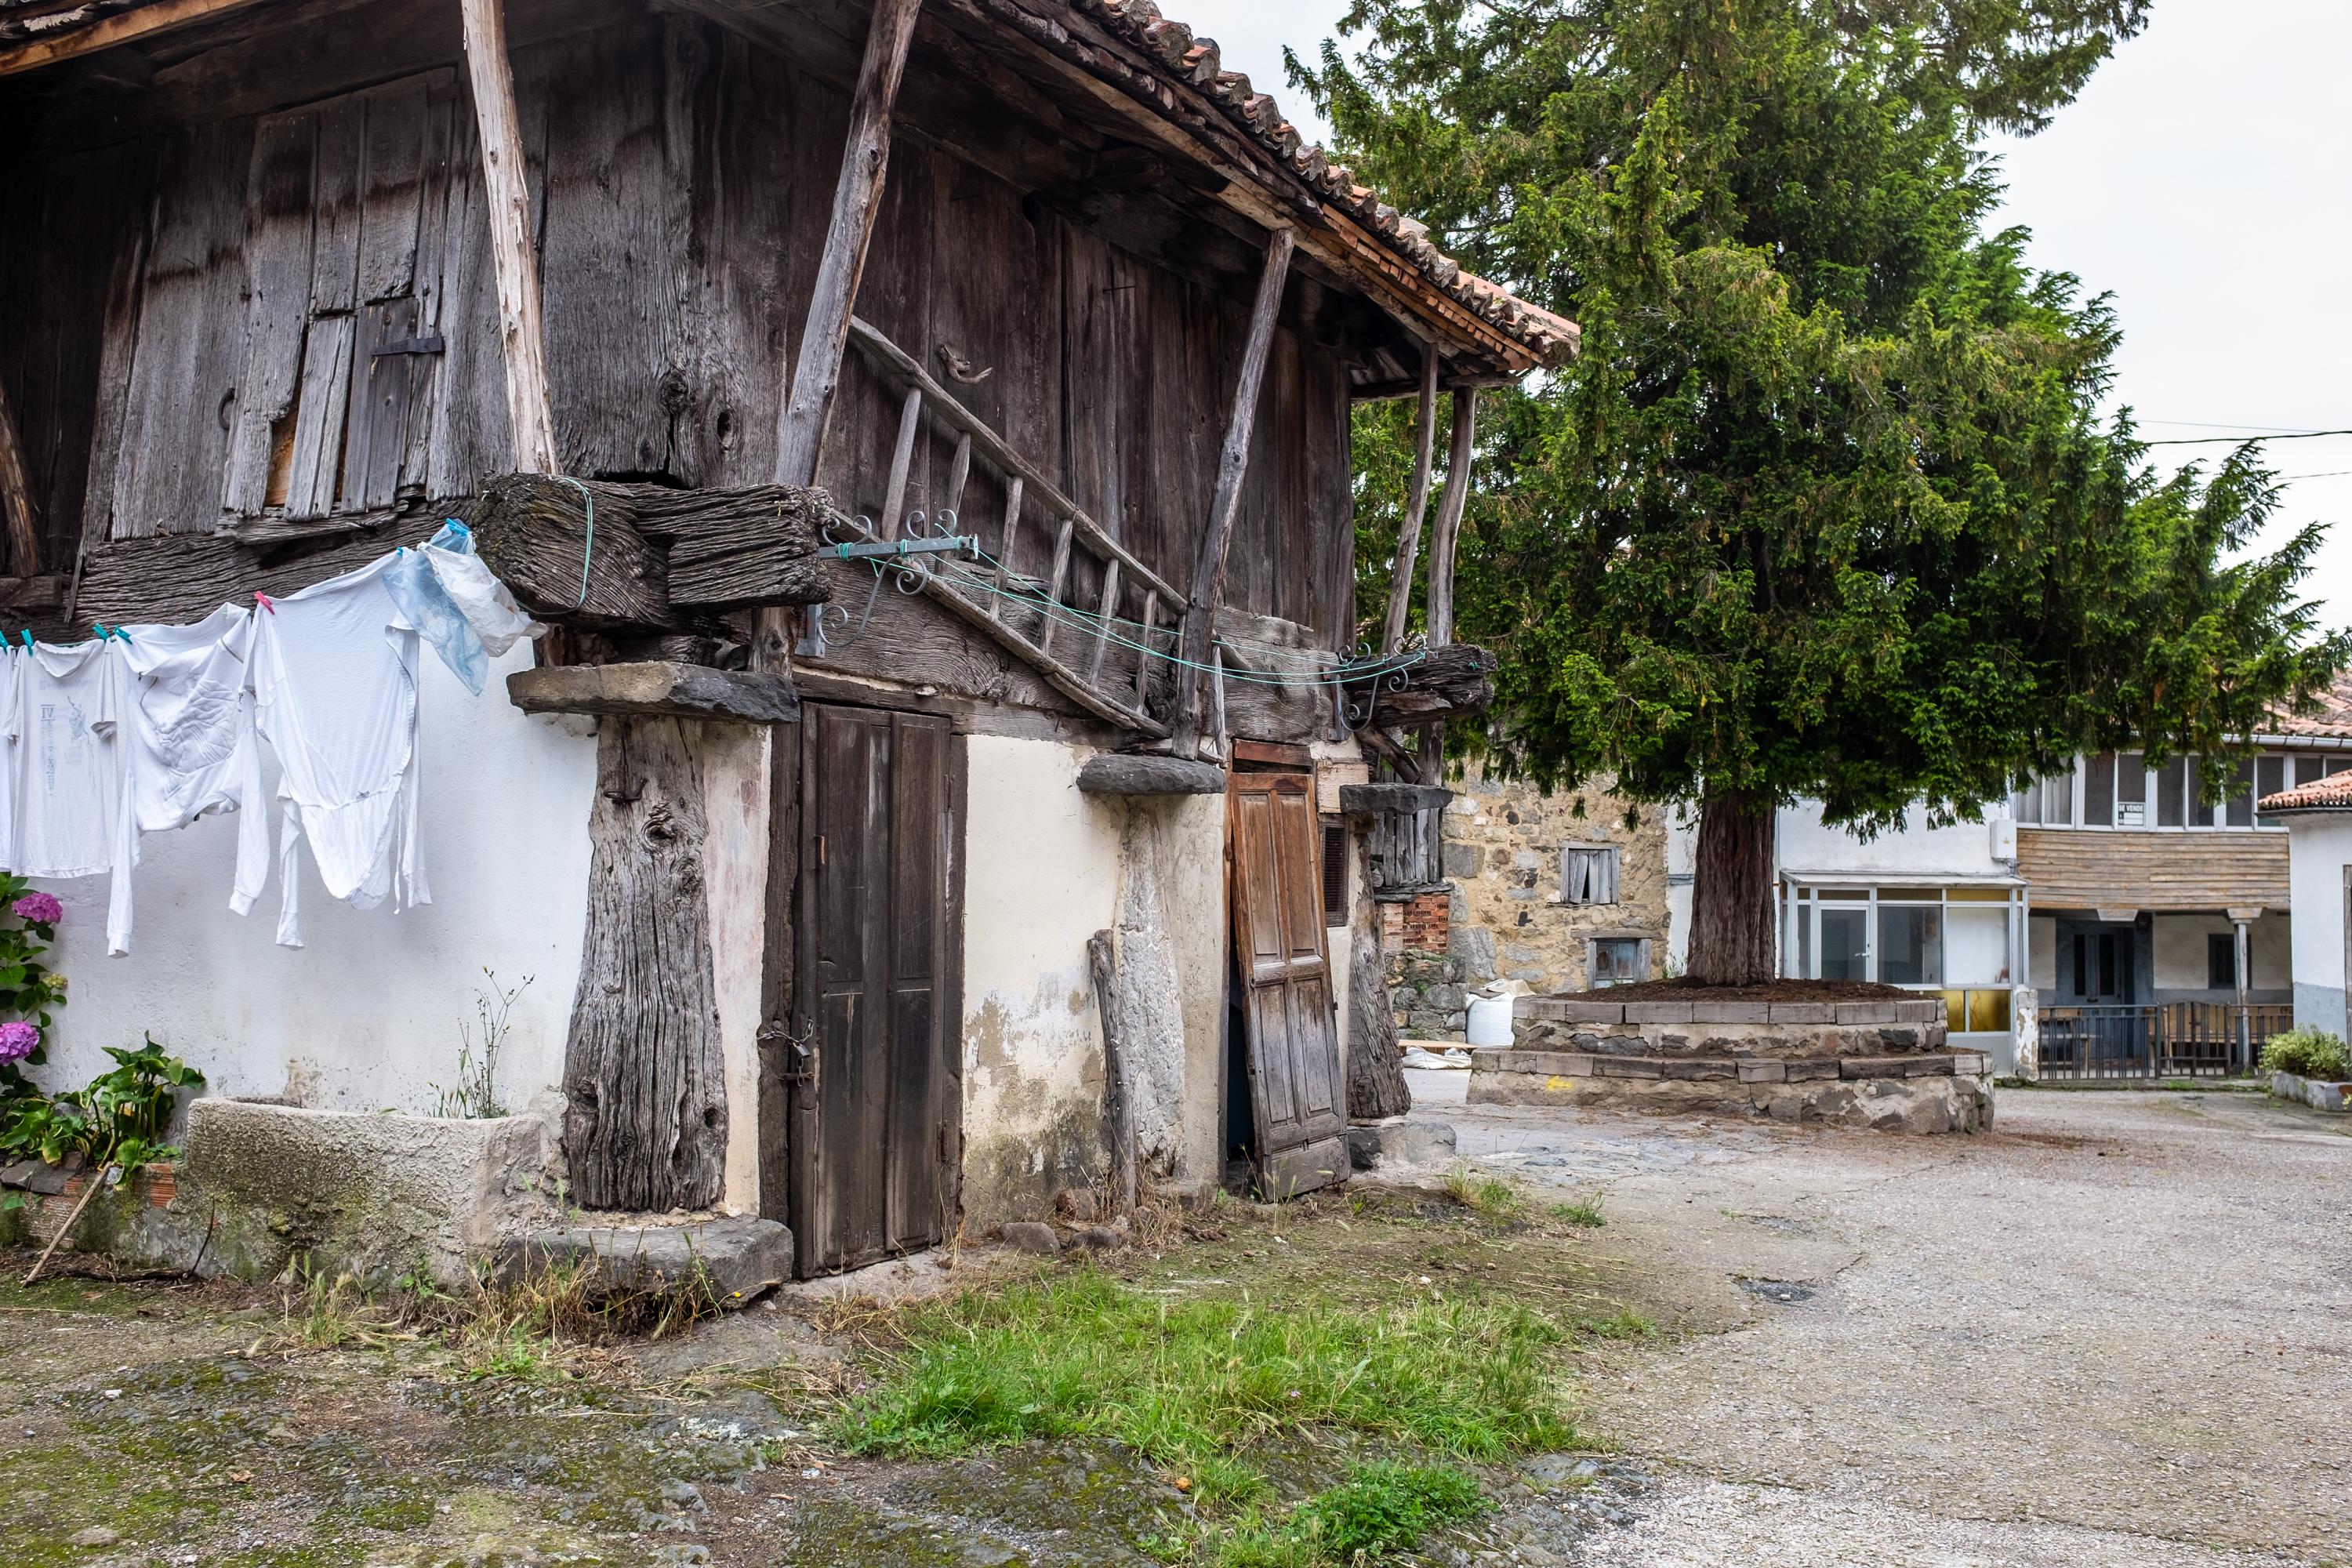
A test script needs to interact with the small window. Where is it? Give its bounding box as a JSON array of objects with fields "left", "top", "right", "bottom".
[
  {"left": 1563, "top": 844, "right": 1619, "bottom": 905},
  {"left": 2256, "top": 754, "right": 2286, "bottom": 825},
  {"left": 2156, "top": 755, "right": 2187, "bottom": 827},
  {"left": 2207, "top": 932, "right": 2236, "bottom": 990},
  {"left": 2085, "top": 753, "right": 2116, "bottom": 827},
  {"left": 1592, "top": 937, "right": 1645, "bottom": 986},
  {"left": 1320, "top": 818, "right": 1348, "bottom": 928},
  {"left": 2116, "top": 753, "right": 2147, "bottom": 826},
  {"left": 2225, "top": 758, "right": 2256, "bottom": 827}
]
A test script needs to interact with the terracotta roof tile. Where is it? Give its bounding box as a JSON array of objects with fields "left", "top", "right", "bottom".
[
  {"left": 2259, "top": 769, "right": 2352, "bottom": 813},
  {"left": 2267, "top": 671, "right": 2352, "bottom": 740}
]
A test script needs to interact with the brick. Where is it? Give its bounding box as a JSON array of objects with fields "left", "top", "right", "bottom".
[
  {"left": 1622, "top": 1001, "right": 1694, "bottom": 1024},
  {"left": 1835, "top": 1002, "right": 1896, "bottom": 1024},
  {"left": 1690, "top": 1001, "right": 1772, "bottom": 1023},
  {"left": 1661, "top": 1058, "right": 1738, "bottom": 1080},
  {"left": 1768, "top": 1002, "right": 1835, "bottom": 1024},
  {"left": 1594, "top": 1057, "right": 1664, "bottom": 1079},
  {"left": 1738, "top": 1059, "right": 1788, "bottom": 1083},
  {"left": 1783, "top": 1059, "right": 1841, "bottom": 1082}
]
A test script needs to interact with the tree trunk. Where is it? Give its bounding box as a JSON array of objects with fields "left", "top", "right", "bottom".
[
  {"left": 1348, "top": 926, "right": 1411, "bottom": 1120},
  {"left": 1686, "top": 788, "right": 1778, "bottom": 987}
]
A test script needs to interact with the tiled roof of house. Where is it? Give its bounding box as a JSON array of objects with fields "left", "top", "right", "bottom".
[
  {"left": 2259, "top": 769, "right": 2352, "bottom": 814},
  {"left": 2267, "top": 671, "right": 2352, "bottom": 740},
  {"left": 1075, "top": 0, "right": 1580, "bottom": 365}
]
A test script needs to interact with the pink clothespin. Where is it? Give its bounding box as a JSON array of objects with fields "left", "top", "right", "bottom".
[{"left": 254, "top": 592, "right": 278, "bottom": 615}]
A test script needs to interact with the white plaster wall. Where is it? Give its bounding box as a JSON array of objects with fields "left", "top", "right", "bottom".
[
  {"left": 959, "top": 734, "right": 1126, "bottom": 1223},
  {"left": 2286, "top": 815, "right": 2352, "bottom": 1040},
  {"left": 691, "top": 724, "right": 771, "bottom": 1216},
  {"left": 2150, "top": 912, "right": 2292, "bottom": 995},
  {"left": 1777, "top": 800, "right": 2011, "bottom": 880},
  {"left": 33, "top": 646, "right": 595, "bottom": 1117},
  {"left": 1145, "top": 792, "right": 1227, "bottom": 1191}
]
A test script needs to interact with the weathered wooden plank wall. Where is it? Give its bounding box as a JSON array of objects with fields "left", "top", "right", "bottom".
[{"left": 0, "top": 11, "right": 1357, "bottom": 661}]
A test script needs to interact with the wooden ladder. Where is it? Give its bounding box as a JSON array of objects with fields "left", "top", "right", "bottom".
[{"left": 839, "top": 317, "right": 1184, "bottom": 737}]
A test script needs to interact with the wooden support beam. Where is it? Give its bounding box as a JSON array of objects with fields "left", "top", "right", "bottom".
[
  {"left": 1173, "top": 226, "right": 1297, "bottom": 753},
  {"left": 1377, "top": 354, "right": 1439, "bottom": 655},
  {"left": 506, "top": 661, "right": 801, "bottom": 725},
  {"left": 1423, "top": 388, "right": 1478, "bottom": 649},
  {"left": 459, "top": 0, "right": 559, "bottom": 475},
  {"left": 0, "top": 0, "right": 264, "bottom": 77},
  {"left": 0, "top": 373, "right": 40, "bottom": 577},
  {"left": 877, "top": 385, "right": 924, "bottom": 540},
  {"left": 1335, "top": 642, "right": 1497, "bottom": 725},
  {"left": 773, "top": 0, "right": 925, "bottom": 488},
  {"left": 1338, "top": 782, "right": 1454, "bottom": 817}
]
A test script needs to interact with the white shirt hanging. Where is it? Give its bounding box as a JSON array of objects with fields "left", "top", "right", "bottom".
[
  {"left": 104, "top": 606, "right": 271, "bottom": 956},
  {"left": 249, "top": 557, "right": 429, "bottom": 947},
  {"left": 1, "top": 638, "right": 127, "bottom": 880}
]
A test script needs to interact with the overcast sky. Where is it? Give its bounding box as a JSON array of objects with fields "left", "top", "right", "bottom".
[{"left": 1176, "top": 0, "right": 2351, "bottom": 626}]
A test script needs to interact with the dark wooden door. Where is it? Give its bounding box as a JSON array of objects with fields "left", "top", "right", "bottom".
[
  {"left": 1228, "top": 770, "right": 1348, "bottom": 1197},
  {"left": 792, "top": 702, "right": 962, "bottom": 1276}
]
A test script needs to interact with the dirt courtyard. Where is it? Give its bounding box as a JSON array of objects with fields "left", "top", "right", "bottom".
[
  {"left": 1414, "top": 1074, "right": 2352, "bottom": 1566},
  {"left": 5, "top": 1081, "right": 2347, "bottom": 1566}
]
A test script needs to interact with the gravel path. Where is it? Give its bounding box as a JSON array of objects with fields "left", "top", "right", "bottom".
[{"left": 1416, "top": 1076, "right": 2352, "bottom": 1566}]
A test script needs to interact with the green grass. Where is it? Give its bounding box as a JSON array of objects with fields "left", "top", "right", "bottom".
[
  {"left": 832, "top": 1268, "right": 1575, "bottom": 1506},
  {"left": 1202, "top": 1461, "right": 1489, "bottom": 1566},
  {"left": 1548, "top": 1200, "right": 1606, "bottom": 1228},
  {"left": 1442, "top": 1167, "right": 1522, "bottom": 1218}
]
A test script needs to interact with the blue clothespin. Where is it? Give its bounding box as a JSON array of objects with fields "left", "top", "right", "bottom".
[{"left": 17, "top": 630, "right": 31, "bottom": 652}]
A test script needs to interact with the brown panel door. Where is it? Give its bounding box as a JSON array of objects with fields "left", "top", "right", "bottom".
[
  {"left": 793, "top": 703, "right": 961, "bottom": 1276},
  {"left": 1229, "top": 771, "right": 1348, "bottom": 1196}
]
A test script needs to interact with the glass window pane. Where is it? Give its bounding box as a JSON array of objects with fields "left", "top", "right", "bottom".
[
  {"left": 2012, "top": 783, "right": 2040, "bottom": 826},
  {"left": 1878, "top": 906, "right": 1943, "bottom": 986},
  {"left": 2226, "top": 758, "right": 2255, "bottom": 826},
  {"left": 1820, "top": 909, "right": 1867, "bottom": 981},
  {"left": 1944, "top": 989, "right": 1967, "bottom": 1032},
  {"left": 2116, "top": 753, "right": 2147, "bottom": 826},
  {"left": 1966, "top": 989, "right": 2011, "bottom": 1032},
  {"left": 2256, "top": 755, "right": 2285, "bottom": 825},
  {"left": 1946, "top": 906, "right": 2010, "bottom": 985},
  {"left": 1798, "top": 907, "right": 1814, "bottom": 977},
  {"left": 2298, "top": 755, "right": 2331, "bottom": 785},
  {"left": 2085, "top": 753, "right": 2116, "bottom": 826},
  {"left": 2157, "top": 756, "right": 2187, "bottom": 827}
]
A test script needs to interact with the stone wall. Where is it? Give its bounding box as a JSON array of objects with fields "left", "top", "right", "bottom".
[{"left": 1386, "top": 764, "right": 1671, "bottom": 1040}]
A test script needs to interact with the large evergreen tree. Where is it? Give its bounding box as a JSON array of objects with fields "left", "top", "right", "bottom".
[{"left": 1298, "top": 0, "right": 2347, "bottom": 984}]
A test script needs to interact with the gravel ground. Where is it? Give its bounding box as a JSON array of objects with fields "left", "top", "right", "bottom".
[{"left": 1413, "top": 1073, "right": 2352, "bottom": 1567}]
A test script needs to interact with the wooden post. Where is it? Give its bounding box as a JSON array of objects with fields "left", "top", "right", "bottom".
[
  {"left": 1377, "top": 352, "right": 1439, "bottom": 655},
  {"left": 772, "top": 0, "right": 925, "bottom": 488},
  {"left": 0, "top": 373, "right": 40, "bottom": 577},
  {"left": 1087, "top": 929, "right": 1138, "bottom": 1217},
  {"left": 458, "top": 0, "right": 558, "bottom": 475},
  {"left": 1173, "top": 227, "right": 1297, "bottom": 753},
  {"left": 1422, "top": 388, "right": 1478, "bottom": 649}
]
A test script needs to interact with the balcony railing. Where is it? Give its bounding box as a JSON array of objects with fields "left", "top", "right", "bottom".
[{"left": 2037, "top": 1003, "right": 2292, "bottom": 1080}]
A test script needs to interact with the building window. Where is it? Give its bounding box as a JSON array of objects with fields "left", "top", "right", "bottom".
[
  {"left": 1320, "top": 818, "right": 1349, "bottom": 928},
  {"left": 1563, "top": 844, "right": 1619, "bottom": 905},
  {"left": 2207, "top": 932, "right": 2236, "bottom": 990},
  {"left": 1591, "top": 937, "right": 1646, "bottom": 986}
]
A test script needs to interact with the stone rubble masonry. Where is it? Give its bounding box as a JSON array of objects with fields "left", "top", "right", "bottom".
[
  {"left": 1513, "top": 996, "right": 1949, "bottom": 1060},
  {"left": 1468, "top": 1047, "right": 1994, "bottom": 1133}
]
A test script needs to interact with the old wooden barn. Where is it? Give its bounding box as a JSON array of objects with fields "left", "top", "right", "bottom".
[{"left": 0, "top": 0, "right": 1571, "bottom": 1279}]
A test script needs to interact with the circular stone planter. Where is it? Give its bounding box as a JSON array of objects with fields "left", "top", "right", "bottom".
[{"left": 1465, "top": 994, "right": 1994, "bottom": 1134}]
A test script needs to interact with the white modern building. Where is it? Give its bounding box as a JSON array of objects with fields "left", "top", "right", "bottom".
[{"left": 2261, "top": 770, "right": 2352, "bottom": 1042}]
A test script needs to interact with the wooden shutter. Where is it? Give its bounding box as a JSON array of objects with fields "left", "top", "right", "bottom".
[{"left": 1229, "top": 771, "right": 1348, "bottom": 1197}]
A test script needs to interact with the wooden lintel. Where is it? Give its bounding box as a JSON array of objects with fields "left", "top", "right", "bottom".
[
  {"left": 1229, "top": 739, "right": 1313, "bottom": 770},
  {"left": 1076, "top": 753, "right": 1226, "bottom": 797},
  {"left": 1338, "top": 782, "right": 1453, "bottom": 817},
  {"left": 459, "top": 0, "right": 559, "bottom": 474},
  {"left": 506, "top": 661, "right": 800, "bottom": 725}
]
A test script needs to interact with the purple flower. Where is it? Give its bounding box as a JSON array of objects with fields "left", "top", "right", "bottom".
[
  {"left": 0, "top": 1020, "right": 38, "bottom": 1064},
  {"left": 11, "top": 892, "right": 60, "bottom": 926}
]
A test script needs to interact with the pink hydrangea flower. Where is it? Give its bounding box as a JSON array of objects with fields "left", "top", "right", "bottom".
[
  {"left": 0, "top": 1020, "right": 38, "bottom": 1064},
  {"left": 11, "top": 892, "right": 60, "bottom": 926}
]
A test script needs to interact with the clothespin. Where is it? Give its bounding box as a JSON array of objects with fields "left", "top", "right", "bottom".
[
  {"left": 254, "top": 592, "right": 277, "bottom": 615},
  {"left": 17, "top": 630, "right": 31, "bottom": 652}
]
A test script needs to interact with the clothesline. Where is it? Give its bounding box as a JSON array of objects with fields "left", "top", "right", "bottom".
[{"left": 0, "top": 521, "right": 542, "bottom": 957}]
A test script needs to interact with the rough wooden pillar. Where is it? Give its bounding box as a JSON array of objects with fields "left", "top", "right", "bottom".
[
  {"left": 1378, "top": 351, "right": 1440, "bottom": 655},
  {"left": 0, "top": 375, "right": 39, "bottom": 576},
  {"left": 1423, "top": 388, "right": 1478, "bottom": 649},
  {"left": 1174, "top": 227, "right": 1297, "bottom": 753},
  {"left": 458, "top": 0, "right": 558, "bottom": 474},
  {"left": 772, "top": 0, "right": 925, "bottom": 488},
  {"left": 562, "top": 717, "right": 729, "bottom": 1211}
]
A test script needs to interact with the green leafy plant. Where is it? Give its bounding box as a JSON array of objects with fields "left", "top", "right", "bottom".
[
  {"left": 1206, "top": 1461, "right": 1489, "bottom": 1566},
  {"left": 1548, "top": 1200, "right": 1606, "bottom": 1229},
  {"left": 0, "top": 873, "right": 66, "bottom": 1113},
  {"left": 2260, "top": 1027, "right": 2350, "bottom": 1083},
  {"left": 17, "top": 1035, "right": 204, "bottom": 1285}
]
